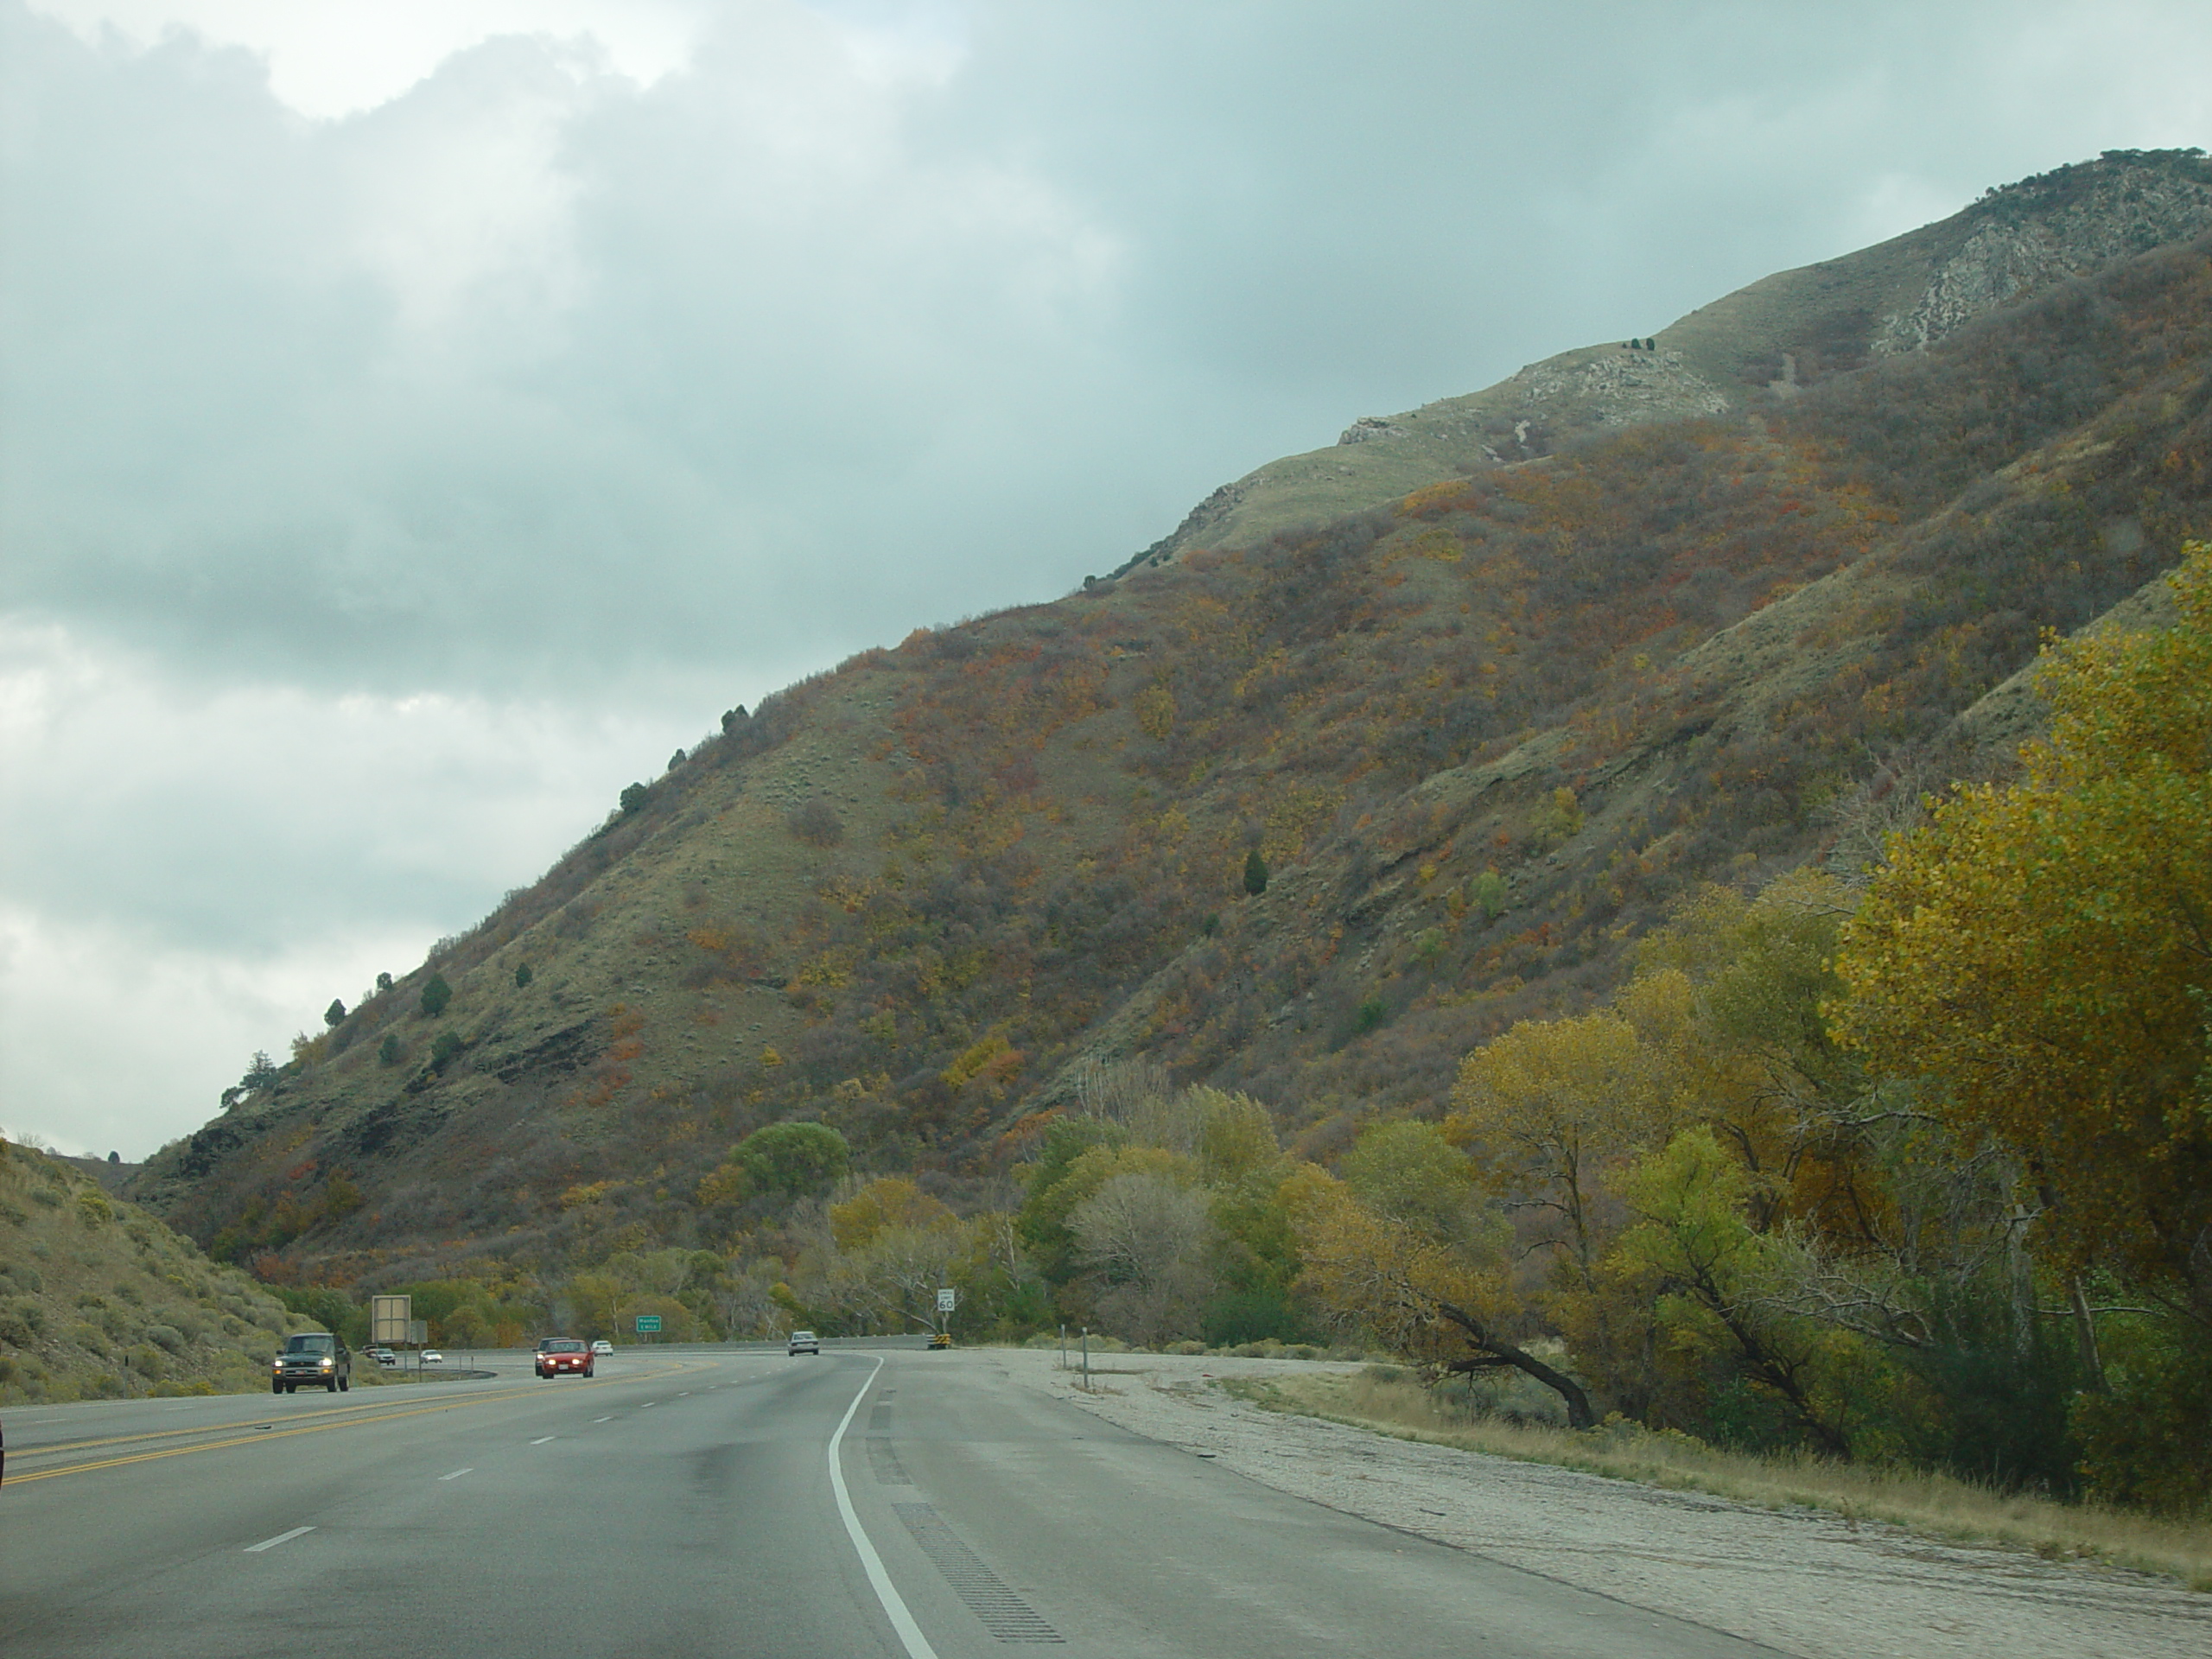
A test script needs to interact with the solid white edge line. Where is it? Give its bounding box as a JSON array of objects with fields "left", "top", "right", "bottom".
[
  {"left": 243, "top": 1525, "right": 315, "bottom": 1553},
  {"left": 827, "top": 1357, "right": 938, "bottom": 1659}
]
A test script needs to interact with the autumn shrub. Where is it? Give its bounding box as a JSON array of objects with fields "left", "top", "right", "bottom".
[{"left": 788, "top": 798, "right": 844, "bottom": 848}]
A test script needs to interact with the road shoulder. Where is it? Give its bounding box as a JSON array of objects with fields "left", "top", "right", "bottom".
[{"left": 982, "top": 1347, "right": 2210, "bottom": 1659}]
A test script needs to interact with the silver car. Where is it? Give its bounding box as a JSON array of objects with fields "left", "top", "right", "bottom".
[{"left": 787, "top": 1330, "right": 820, "bottom": 1356}]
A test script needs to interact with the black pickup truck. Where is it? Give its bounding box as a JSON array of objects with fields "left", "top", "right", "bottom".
[{"left": 271, "top": 1332, "right": 352, "bottom": 1394}]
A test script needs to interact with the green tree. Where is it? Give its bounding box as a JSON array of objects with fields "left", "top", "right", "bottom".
[
  {"left": 1613, "top": 1128, "right": 1864, "bottom": 1458},
  {"left": 377, "top": 1033, "right": 401, "bottom": 1067},
  {"left": 513, "top": 963, "right": 533, "bottom": 988},
  {"left": 323, "top": 998, "right": 346, "bottom": 1028},
  {"left": 1243, "top": 847, "right": 1269, "bottom": 896},
  {"left": 1338, "top": 1120, "right": 1472, "bottom": 1239},
  {"left": 276, "top": 1286, "right": 365, "bottom": 1348},
  {"left": 1471, "top": 869, "right": 1508, "bottom": 920},
  {"left": 620, "top": 782, "right": 650, "bottom": 815},
  {"left": 1014, "top": 1116, "right": 1127, "bottom": 1282},
  {"left": 419, "top": 974, "right": 452, "bottom": 1019},
  {"left": 721, "top": 1122, "right": 850, "bottom": 1198}
]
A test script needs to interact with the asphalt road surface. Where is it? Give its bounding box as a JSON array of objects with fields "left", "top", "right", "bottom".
[{"left": 2, "top": 1347, "right": 1777, "bottom": 1658}]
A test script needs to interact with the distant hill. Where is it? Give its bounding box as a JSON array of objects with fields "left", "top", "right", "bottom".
[
  {"left": 0, "top": 1136, "right": 304, "bottom": 1403},
  {"left": 129, "top": 150, "right": 2212, "bottom": 1287},
  {"left": 59, "top": 1152, "right": 143, "bottom": 1195}
]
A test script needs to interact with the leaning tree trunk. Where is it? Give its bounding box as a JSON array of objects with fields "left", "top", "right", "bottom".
[{"left": 1433, "top": 1300, "right": 1597, "bottom": 1429}]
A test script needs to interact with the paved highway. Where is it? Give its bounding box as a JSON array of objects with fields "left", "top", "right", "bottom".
[{"left": 2, "top": 1347, "right": 1776, "bottom": 1657}]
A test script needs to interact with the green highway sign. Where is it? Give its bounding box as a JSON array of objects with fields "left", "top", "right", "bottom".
[{"left": 634, "top": 1314, "right": 662, "bottom": 1333}]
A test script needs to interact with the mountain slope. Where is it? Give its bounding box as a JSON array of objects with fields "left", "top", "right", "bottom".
[
  {"left": 130, "top": 153, "right": 2212, "bottom": 1284},
  {"left": 0, "top": 1135, "right": 304, "bottom": 1402},
  {"left": 1127, "top": 149, "right": 2212, "bottom": 569}
]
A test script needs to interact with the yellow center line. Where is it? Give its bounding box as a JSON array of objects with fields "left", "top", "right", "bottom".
[
  {"left": 18, "top": 1390, "right": 539, "bottom": 1459},
  {"left": 14, "top": 1382, "right": 583, "bottom": 1459},
  {"left": 10, "top": 1357, "right": 708, "bottom": 1484}
]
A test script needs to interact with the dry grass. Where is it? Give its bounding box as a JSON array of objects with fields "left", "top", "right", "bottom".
[{"left": 1227, "top": 1369, "right": 2212, "bottom": 1592}]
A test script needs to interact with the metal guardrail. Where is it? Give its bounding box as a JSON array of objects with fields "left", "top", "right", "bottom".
[
  {"left": 384, "top": 1337, "right": 943, "bottom": 1366},
  {"left": 660, "top": 1335, "right": 938, "bottom": 1353}
]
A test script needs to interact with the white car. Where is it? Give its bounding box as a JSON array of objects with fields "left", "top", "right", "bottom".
[
  {"left": 591, "top": 1339, "right": 613, "bottom": 1356},
  {"left": 420, "top": 1350, "right": 443, "bottom": 1365}
]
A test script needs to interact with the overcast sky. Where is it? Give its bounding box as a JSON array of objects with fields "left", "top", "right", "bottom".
[{"left": 3, "top": 0, "right": 2208, "bottom": 1160}]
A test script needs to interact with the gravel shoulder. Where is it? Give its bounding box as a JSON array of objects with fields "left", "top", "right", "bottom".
[{"left": 988, "top": 1347, "right": 2210, "bottom": 1659}]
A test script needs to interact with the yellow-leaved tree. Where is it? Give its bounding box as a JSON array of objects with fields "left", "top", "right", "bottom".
[
  {"left": 1283, "top": 1152, "right": 1597, "bottom": 1427},
  {"left": 1834, "top": 542, "right": 2212, "bottom": 1330}
]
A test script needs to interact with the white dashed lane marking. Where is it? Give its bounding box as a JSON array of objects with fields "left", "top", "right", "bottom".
[
  {"left": 244, "top": 1527, "right": 315, "bottom": 1554},
  {"left": 439, "top": 1468, "right": 473, "bottom": 1481}
]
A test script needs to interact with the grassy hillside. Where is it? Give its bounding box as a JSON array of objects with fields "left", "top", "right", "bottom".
[
  {"left": 129, "top": 158, "right": 2212, "bottom": 1289},
  {"left": 0, "top": 1135, "right": 307, "bottom": 1403},
  {"left": 1127, "top": 149, "right": 2212, "bottom": 568}
]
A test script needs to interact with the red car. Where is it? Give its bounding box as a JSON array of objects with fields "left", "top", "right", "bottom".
[{"left": 535, "top": 1337, "right": 595, "bottom": 1378}]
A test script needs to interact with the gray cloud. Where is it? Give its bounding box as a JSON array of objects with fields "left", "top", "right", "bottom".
[{"left": 4, "top": 0, "right": 2208, "bottom": 1154}]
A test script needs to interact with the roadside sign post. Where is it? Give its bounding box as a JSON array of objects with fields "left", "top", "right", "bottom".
[
  {"left": 371, "top": 1294, "right": 410, "bottom": 1346},
  {"left": 935, "top": 1286, "right": 956, "bottom": 1339},
  {"left": 1081, "top": 1325, "right": 1090, "bottom": 1392},
  {"left": 635, "top": 1314, "right": 662, "bottom": 1344},
  {"left": 407, "top": 1319, "right": 428, "bottom": 1375}
]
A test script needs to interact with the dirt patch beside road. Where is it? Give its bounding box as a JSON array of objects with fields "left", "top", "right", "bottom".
[{"left": 989, "top": 1348, "right": 2210, "bottom": 1659}]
